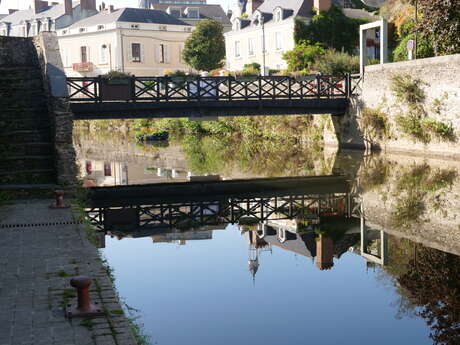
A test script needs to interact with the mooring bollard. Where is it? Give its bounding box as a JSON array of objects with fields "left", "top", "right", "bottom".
[
  {"left": 50, "top": 190, "right": 70, "bottom": 209},
  {"left": 65, "top": 276, "right": 104, "bottom": 318}
]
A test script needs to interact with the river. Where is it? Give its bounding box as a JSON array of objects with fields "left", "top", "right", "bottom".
[{"left": 74, "top": 128, "right": 460, "bottom": 345}]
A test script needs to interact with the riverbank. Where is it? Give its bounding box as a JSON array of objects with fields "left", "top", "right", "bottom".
[{"left": 0, "top": 199, "right": 139, "bottom": 345}]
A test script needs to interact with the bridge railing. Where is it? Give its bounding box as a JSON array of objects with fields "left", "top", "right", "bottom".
[{"left": 66, "top": 74, "right": 356, "bottom": 103}]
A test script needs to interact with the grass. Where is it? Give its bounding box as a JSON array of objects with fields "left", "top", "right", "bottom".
[
  {"left": 80, "top": 319, "right": 95, "bottom": 330},
  {"left": 361, "top": 107, "right": 389, "bottom": 138},
  {"left": 391, "top": 73, "right": 425, "bottom": 105}
]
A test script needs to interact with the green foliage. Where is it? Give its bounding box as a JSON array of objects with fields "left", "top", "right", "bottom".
[
  {"left": 410, "top": 0, "right": 460, "bottom": 56},
  {"left": 395, "top": 114, "right": 429, "bottom": 143},
  {"left": 293, "top": 6, "right": 368, "bottom": 53},
  {"left": 361, "top": 107, "right": 389, "bottom": 138},
  {"left": 421, "top": 119, "right": 456, "bottom": 142},
  {"left": 392, "top": 27, "right": 434, "bottom": 62},
  {"left": 243, "top": 63, "right": 261, "bottom": 71},
  {"left": 312, "top": 50, "right": 360, "bottom": 75},
  {"left": 100, "top": 70, "right": 131, "bottom": 80},
  {"left": 391, "top": 73, "right": 425, "bottom": 105},
  {"left": 360, "top": 158, "right": 391, "bottom": 192},
  {"left": 282, "top": 41, "right": 325, "bottom": 72},
  {"left": 182, "top": 19, "right": 225, "bottom": 71},
  {"left": 135, "top": 130, "right": 169, "bottom": 142}
]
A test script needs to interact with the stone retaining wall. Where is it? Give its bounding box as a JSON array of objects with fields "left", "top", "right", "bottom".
[{"left": 331, "top": 54, "right": 460, "bottom": 157}]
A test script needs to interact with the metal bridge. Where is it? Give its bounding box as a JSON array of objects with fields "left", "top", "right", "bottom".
[
  {"left": 85, "top": 176, "right": 354, "bottom": 231},
  {"left": 67, "top": 74, "right": 361, "bottom": 119}
]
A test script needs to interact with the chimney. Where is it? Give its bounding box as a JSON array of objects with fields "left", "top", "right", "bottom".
[
  {"left": 109, "top": 5, "right": 114, "bottom": 13},
  {"left": 8, "top": 9, "right": 18, "bottom": 14},
  {"left": 64, "top": 0, "right": 73, "bottom": 15},
  {"left": 32, "top": 0, "right": 48, "bottom": 14},
  {"left": 246, "top": 0, "right": 263, "bottom": 16},
  {"left": 313, "top": 0, "right": 332, "bottom": 13},
  {"left": 81, "top": 0, "right": 97, "bottom": 11},
  {"left": 315, "top": 235, "right": 334, "bottom": 271}
]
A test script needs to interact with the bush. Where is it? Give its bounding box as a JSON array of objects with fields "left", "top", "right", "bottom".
[
  {"left": 395, "top": 114, "right": 429, "bottom": 143},
  {"left": 422, "top": 119, "right": 456, "bottom": 142},
  {"left": 361, "top": 107, "right": 389, "bottom": 138},
  {"left": 282, "top": 41, "right": 325, "bottom": 72},
  {"left": 312, "top": 50, "right": 360, "bottom": 75},
  {"left": 244, "top": 63, "right": 261, "bottom": 71},
  {"left": 101, "top": 70, "right": 131, "bottom": 80},
  {"left": 391, "top": 73, "right": 425, "bottom": 105},
  {"left": 393, "top": 33, "right": 434, "bottom": 62}
]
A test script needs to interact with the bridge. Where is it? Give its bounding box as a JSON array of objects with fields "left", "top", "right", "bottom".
[
  {"left": 67, "top": 74, "right": 361, "bottom": 120},
  {"left": 85, "top": 175, "right": 355, "bottom": 231}
]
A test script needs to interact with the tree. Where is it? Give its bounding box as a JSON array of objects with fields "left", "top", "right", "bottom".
[
  {"left": 294, "top": 6, "right": 368, "bottom": 54},
  {"left": 282, "top": 41, "right": 325, "bottom": 72},
  {"left": 182, "top": 20, "right": 226, "bottom": 72},
  {"left": 410, "top": 0, "right": 460, "bottom": 55}
]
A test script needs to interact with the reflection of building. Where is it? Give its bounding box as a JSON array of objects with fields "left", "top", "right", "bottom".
[
  {"left": 316, "top": 234, "right": 334, "bottom": 270},
  {"left": 80, "top": 158, "right": 191, "bottom": 186}
]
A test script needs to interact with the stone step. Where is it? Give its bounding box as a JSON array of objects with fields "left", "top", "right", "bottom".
[
  {"left": 0, "top": 169, "right": 56, "bottom": 184},
  {"left": 0, "top": 105, "right": 49, "bottom": 117},
  {"left": 3, "top": 142, "right": 54, "bottom": 156},
  {"left": 0, "top": 117, "right": 51, "bottom": 132},
  {"left": 0, "top": 130, "right": 52, "bottom": 144},
  {"left": 0, "top": 155, "right": 54, "bottom": 170}
]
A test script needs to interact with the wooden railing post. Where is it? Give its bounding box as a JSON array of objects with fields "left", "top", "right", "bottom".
[
  {"left": 131, "top": 75, "right": 136, "bottom": 102},
  {"left": 197, "top": 76, "right": 202, "bottom": 102},
  {"left": 228, "top": 76, "right": 232, "bottom": 101},
  {"left": 316, "top": 74, "right": 321, "bottom": 98},
  {"left": 96, "top": 76, "right": 101, "bottom": 103},
  {"left": 165, "top": 76, "right": 169, "bottom": 101}
]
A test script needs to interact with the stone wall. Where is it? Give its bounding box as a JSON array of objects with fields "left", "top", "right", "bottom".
[
  {"left": 357, "top": 153, "right": 460, "bottom": 256},
  {"left": 332, "top": 54, "right": 460, "bottom": 157},
  {"left": 33, "top": 33, "right": 77, "bottom": 185}
]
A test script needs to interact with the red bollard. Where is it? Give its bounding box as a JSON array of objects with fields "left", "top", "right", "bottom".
[
  {"left": 50, "top": 190, "right": 70, "bottom": 209},
  {"left": 65, "top": 276, "right": 104, "bottom": 318}
]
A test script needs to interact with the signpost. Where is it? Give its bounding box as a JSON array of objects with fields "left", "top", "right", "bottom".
[{"left": 407, "top": 39, "right": 415, "bottom": 60}]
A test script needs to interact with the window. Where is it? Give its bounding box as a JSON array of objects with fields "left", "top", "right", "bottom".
[
  {"left": 184, "top": 27, "right": 192, "bottom": 32},
  {"left": 186, "top": 8, "right": 199, "bottom": 19},
  {"left": 274, "top": 8, "right": 283, "bottom": 22},
  {"left": 131, "top": 43, "right": 141, "bottom": 62},
  {"left": 81, "top": 46, "right": 88, "bottom": 63},
  {"left": 235, "top": 41, "right": 240, "bottom": 58},
  {"left": 167, "top": 7, "right": 181, "bottom": 17},
  {"left": 62, "top": 30, "right": 67, "bottom": 35},
  {"left": 159, "top": 25, "right": 167, "bottom": 31},
  {"left": 100, "top": 44, "right": 108, "bottom": 64},
  {"left": 79, "top": 27, "right": 86, "bottom": 33},
  {"left": 159, "top": 44, "right": 165, "bottom": 63},
  {"left": 248, "top": 38, "right": 255, "bottom": 56},
  {"left": 275, "top": 32, "right": 283, "bottom": 50},
  {"left": 130, "top": 24, "right": 139, "bottom": 30},
  {"left": 97, "top": 25, "right": 105, "bottom": 30}
]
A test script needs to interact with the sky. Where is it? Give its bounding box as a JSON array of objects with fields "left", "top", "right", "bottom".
[{"left": 0, "top": 0, "right": 232, "bottom": 14}]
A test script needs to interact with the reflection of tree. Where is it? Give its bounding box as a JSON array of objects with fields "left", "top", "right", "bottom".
[
  {"left": 180, "top": 135, "right": 326, "bottom": 177},
  {"left": 397, "top": 246, "right": 460, "bottom": 344}
]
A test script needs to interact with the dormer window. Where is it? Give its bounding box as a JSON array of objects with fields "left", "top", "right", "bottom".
[
  {"left": 185, "top": 7, "right": 199, "bottom": 19},
  {"left": 252, "top": 13, "right": 262, "bottom": 26},
  {"left": 274, "top": 7, "right": 283, "bottom": 22},
  {"left": 159, "top": 25, "right": 167, "bottom": 31},
  {"left": 167, "top": 6, "right": 181, "bottom": 18},
  {"left": 233, "top": 19, "right": 241, "bottom": 31},
  {"left": 97, "top": 25, "right": 105, "bottom": 30},
  {"left": 79, "top": 27, "right": 86, "bottom": 33}
]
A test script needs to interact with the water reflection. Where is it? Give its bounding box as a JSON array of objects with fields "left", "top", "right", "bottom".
[{"left": 76, "top": 129, "right": 460, "bottom": 345}]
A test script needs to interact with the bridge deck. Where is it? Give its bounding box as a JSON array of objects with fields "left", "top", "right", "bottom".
[{"left": 68, "top": 75, "right": 361, "bottom": 120}]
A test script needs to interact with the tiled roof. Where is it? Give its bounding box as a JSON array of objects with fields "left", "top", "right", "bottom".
[
  {"left": 66, "top": 8, "right": 189, "bottom": 29},
  {"left": 150, "top": 4, "right": 231, "bottom": 26},
  {"left": 0, "top": 1, "right": 79, "bottom": 25}
]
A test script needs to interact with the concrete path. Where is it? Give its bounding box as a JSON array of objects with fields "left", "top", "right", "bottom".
[{"left": 0, "top": 200, "right": 137, "bottom": 345}]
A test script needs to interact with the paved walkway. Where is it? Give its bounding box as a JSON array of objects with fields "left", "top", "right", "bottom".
[{"left": 0, "top": 199, "right": 137, "bottom": 345}]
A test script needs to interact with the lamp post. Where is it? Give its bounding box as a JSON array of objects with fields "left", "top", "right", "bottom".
[
  {"left": 414, "top": 0, "right": 418, "bottom": 59},
  {"left": 261, "top": 14, "right": 266, "bottom": 76}
]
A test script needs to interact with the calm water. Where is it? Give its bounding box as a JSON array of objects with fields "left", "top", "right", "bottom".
[{"left": 75, "top": 129, "right": 460, "bottom": 345}]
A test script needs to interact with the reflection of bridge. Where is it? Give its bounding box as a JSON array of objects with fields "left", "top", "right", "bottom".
[
  {"left": 67, "top": 75, "right": 361, "bottom": 119},
  {"left": 86, "top": 176, "right": 352, "bottom": 230}
]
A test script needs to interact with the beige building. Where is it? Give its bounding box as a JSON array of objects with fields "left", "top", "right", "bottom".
[
  {"left": 57, "top": 7, "right": 195, "bottom": 77},
  {"left": 225, "top": 0, "right": 333, "bottom": 72}
]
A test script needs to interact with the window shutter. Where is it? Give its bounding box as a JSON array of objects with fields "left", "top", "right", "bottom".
[
  {"left": 140, "top": 44, "right": 145, "bottom": 63},
  {"left": 164, "top": 45, "right": 170, "bottom": 64},
  {"left": 87, "top": 46, "right": 91, "bottom": 62},
  {"left": 158, "top": 45, "right": 163, "bottom": 63},
  {"left": 128, "top": 44, "right": 133, "bottom": 62}
]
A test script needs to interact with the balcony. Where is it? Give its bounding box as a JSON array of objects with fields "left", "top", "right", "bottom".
[{"left": 73, "top": 62, "right": 94, "bottom": 72}]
